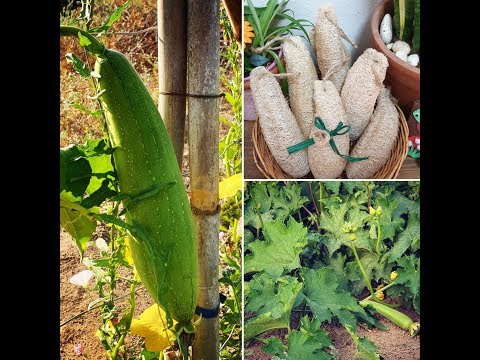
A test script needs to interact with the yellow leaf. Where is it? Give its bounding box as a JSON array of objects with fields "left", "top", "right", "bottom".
[
  {"left": 130, "top": 304, "right": 177, "bottom": 352},
  {"left": 219, "top": 173, "right": 243, "bottom": 200}
]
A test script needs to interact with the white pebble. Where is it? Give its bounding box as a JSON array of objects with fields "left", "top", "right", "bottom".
[
  {"left": 407, "top": 54, "right": 420, "bottom": 67},
  {"left": 380, "top": 14, "right": 393, "bottom": 44},
  {"left": 396, "top": 50, "right": 408, "bottom": 62},
  {"left": 392, "top": 40, "right": 411, "bottom": 55},
  {"left": 414, "top": 138, "right": 420, "bottom": 144},
  {"left": 386, "top": 43, "right": 393, "bottom": 49}
]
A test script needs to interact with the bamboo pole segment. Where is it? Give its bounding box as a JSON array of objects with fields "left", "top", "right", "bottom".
[
  {"left": 187, "top": 0, "right": 220, "bottom": 359},
  {"left": 158, "top": 0, "right": 188, "bottom": 167}
]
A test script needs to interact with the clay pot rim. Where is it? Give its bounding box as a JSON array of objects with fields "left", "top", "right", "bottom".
[{"left": 371, "top": 0, "right": 420, "bottom": 75}]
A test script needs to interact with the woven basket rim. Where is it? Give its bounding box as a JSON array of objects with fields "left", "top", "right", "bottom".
[{"left": 252, "top": 104, "right": 409, "bottom": 179}]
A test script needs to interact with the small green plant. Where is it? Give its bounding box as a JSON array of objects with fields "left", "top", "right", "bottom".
[
  {"left": 393, "top": 0, "right": 420, "bottom": 53},
  {"left": 220, "top": 6, "right": 242, "bottom": 178},
  {"left": 243, "top": 0, "right": 313, "bottom": 77}
]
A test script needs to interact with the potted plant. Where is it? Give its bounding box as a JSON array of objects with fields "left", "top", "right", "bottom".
[
  {"left": 371, "top": 0, "right": 420, "bottom": 113},
  {"left": 243, "top": 0, "right": 312, "bottom": 120}
]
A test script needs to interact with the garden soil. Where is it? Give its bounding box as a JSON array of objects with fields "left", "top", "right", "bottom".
[
  {"left": 60, "top": 229, "right": 153, "bottom": 360},
  {"left": 244, "top": 309, "right": 420, "bottom": 359}
]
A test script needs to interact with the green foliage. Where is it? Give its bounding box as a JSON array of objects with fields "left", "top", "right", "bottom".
[
  {"left": 243, "top": 0, "right": 313, "bottom": 77},
  {"left": 245, "top": 217, "right": 308, "bottom": 277},
  {"left": 262, "top": 316, "right": 333, "bottom": 360},
  {"left": 244, "top": 181, "right": 420, "bottom": 358},
  {"left": 220, "top": 6, "right": 242, "bottom": 178},
  {"left": 244, "top": 273, "right": 302, "bottom": 339},
  {"left": 393, "top": 0, "right": 415, "bottom": 42},
  {"left": 301, "top": 267, "right": 370, "bottom": 331},
  {"left": 413, "top": 0, "right": 420, "bottom": 53}
]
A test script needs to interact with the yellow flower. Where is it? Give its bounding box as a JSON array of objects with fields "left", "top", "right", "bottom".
[
  {"left": 390, "top": 271, "right": 398, "bottom": 281},
  {"left": 374, "top": 291, "right": 385, "bottom": 301},
  {"left": 130, "top": 304, "right": 177, "bottom": 352},
  {"left": 244, "top": 20, "right": 255, "bottom": 49}
]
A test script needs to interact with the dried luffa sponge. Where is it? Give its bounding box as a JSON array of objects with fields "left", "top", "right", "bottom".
[
  {"left": 346, "top": 87, "right": 399, "bottom": 179},
  {"left": 314, "top": 6, "right": 355, "bottom": 91},
  {"left": 283, "top": 35, "right": 318, "bottom": 138},
  {"left": 341, "top": 48, "right": 388, "bottom": 141},
  {"left": 249, "top": 66, "right": 310, "bottom": 178},
  {"left": 307, "top": 80, "right": 349, "bottom": 179}
]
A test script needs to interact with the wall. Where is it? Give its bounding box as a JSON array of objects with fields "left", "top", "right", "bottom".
[{"left": 248, "top": 0, "right": 382, "bottom": 61}]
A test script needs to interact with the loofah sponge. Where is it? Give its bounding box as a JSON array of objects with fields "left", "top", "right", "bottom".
[
  {"left": 346, "top": 87, "right": 399, "bottom": 179},
  {"left": 283, "top": 36, "right": 319, "bottom": 138},
  {"left": 308, "top": 80, "right": 349, "bottom": 179},
  {"left": 341, "top": 48, "right": 389, "bottom": 141},
  {"left": 249, "top": 66, "right": 310, "bottom": 178}
]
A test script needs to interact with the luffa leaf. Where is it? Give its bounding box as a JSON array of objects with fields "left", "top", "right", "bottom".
[
  {"left": 301, "top": 267, "right": 369, "bottom": 331},
  {"left": 374, "top": 196, "right": 405, "bottom": 241},
  {"left": 320, "top": 203, "right": 371, "bottom": 254},
  {"left": 245, "top": 273, "right": 302, "bottom": 319},
  {"left": 261, "top": 316, "right": 333, "bottom": 360},
  {"left": 245, "top": 217, "right": 308, "bottom": 277},
  {"left": 387, "top": 213, "right": 420, "bottom": 262}
]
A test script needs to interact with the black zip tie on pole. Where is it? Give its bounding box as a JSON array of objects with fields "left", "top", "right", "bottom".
[
  {"left": 195, "top": 293, "right": 227, "bottom": 318},
  {"left": 159, "top": 91, "right": 225, "bottom": 98}
]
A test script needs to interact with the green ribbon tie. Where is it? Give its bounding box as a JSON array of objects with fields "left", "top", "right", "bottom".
[{"left": 287, "top": 117, "right": 368, "bottom": 162}]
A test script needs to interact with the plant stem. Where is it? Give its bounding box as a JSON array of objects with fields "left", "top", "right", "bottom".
[
  {"left": 375, "top": 219, "right": 382, "bottom": 254},
  {"left": 319, "top": 182, "right": 324, "bottom": 213},
  {"left": 366, "top": 182, "right": 372, "bottom": 209},
  {"left": 310, "top": 183, "right": 320, "bottom": 217},
  {"left": 110, "top": 333, "right": 126, "bottom": 359},
  {"left": 351, "top": 244, "right": 378, "bottom": 301},
  {"left": 59, "top": 25, "right": 105, "bottom": 55},
  {"left": 362, "top": 281, "right": 397, "bottom": 302}
]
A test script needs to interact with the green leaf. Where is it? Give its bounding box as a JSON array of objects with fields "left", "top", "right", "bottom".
[
  {"left": 395, "top": 255, "right": 420, "bottom": 297},
  {"left": 285, "top": 316, "right": 332, "bottom": 360},
  {"left": 244, "top": 312, "right": 289, "bottom": 340},
  {"left": 65, "top": 53, "right": 92, "bottom": 78},
  {"left": 60, "top": 145, "right": 92, "bottom": 196},
  {"left": 345, "top": 326, "right": 381, "bottom": 360},
  {"left": 80, "top": 180, "right": 117, "bottom": 208},
  {"left": 245, "top": 217, "right": 308, "bottom": 277},
  {"left": 391, "top": 191, "right": 419, "bottom": 218},
  {"left": 89, "top": 1, "right": 131, "bottom": 33},
  {"left": 301, "top": 267, "right": 369, "bottom": 331},
  {"left": 393, "top": 0, "right": 415, "bottom": 42},
  {"left": 323, "top": 182, "right": 340, "bottom": 195},
  {"left": 60, "top": 195, "right": 96, "bottom": 257},
  {"left": 387, "top": 213, "right": 420, "bottom": 262},
  {"left": 270, "top": 183, "right": 309, "bottom": 222},
  {"left": 412, "top": 0, "right": 420, "bottom": 53},
  {"left": 320, "top": 203, "right": 371, "bottom": 254},
  {"left": 374, "top": 196, "right": 405, "bottom": 241},
  {"left": 246, "top": 273, "right": 302, "bottom": 320},
  {"left": 261, "top": 337, "right": 286, "bottom": 358}
]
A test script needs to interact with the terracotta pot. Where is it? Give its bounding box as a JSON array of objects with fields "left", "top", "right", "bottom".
[
  {"left": 244, "top": 51, "right": 283, "bottom": 121},
  {"left": 371, "top": 0, "right": 420, "bottom": 113}
]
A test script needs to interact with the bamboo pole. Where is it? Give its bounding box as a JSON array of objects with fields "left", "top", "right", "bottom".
[
  {"left": 187, "top": 0, "right": 220, "bottom": 359},
  {"left": 158, "top": 0, "right": 188, "bottom": 166}
]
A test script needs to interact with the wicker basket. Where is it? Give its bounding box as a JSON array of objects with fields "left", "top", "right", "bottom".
[{"left": 252, "top": 104, "right": 409, "bottom": 179}]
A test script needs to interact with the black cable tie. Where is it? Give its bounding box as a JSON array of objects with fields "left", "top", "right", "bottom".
[
  {"left": 195, "top": 304, "right": 220, "bottom": 318},
  {"left": 195, "top": 293, "right": 227, "bottom": 318},
  {"left": 159, "top": 91, "right": 225, "bottom": 98}
]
